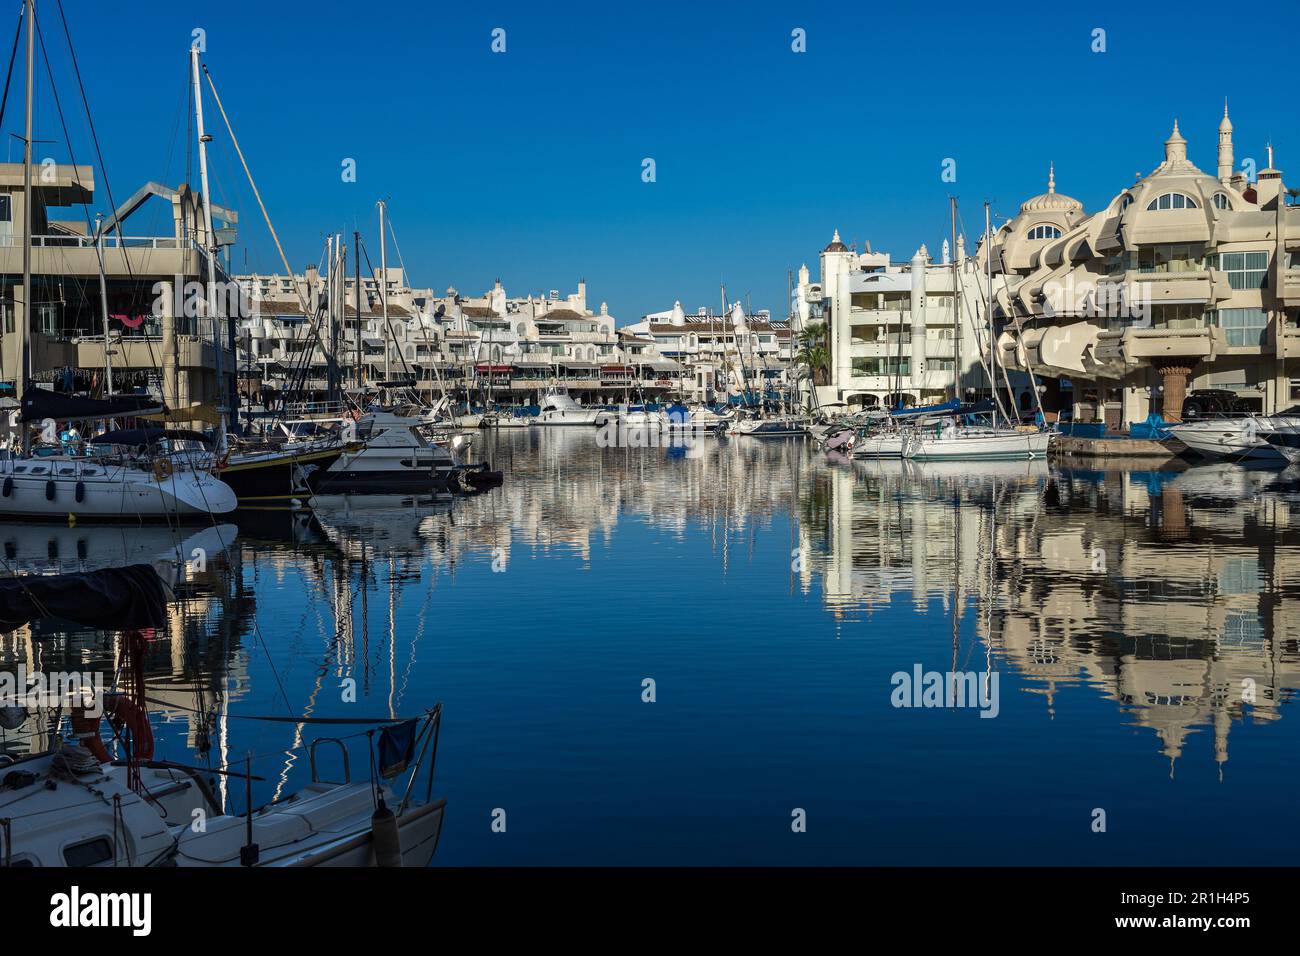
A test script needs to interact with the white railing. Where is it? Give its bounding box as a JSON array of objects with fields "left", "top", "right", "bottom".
[{"left": 7, "top": 234, "right": 198, "bottom": 250}]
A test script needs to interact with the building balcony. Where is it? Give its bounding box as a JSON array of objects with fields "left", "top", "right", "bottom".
[
  {"left": 849, "top": 307, "right": 910, "bottom": 324},
  {"left": 850, "top": 337, "right": 912, "bottom": 357},
  {"left": 568, "top": 330, "right": 611, "bottom": 344},
  {"left": 1281, "top": 267, "right": 1300, "bottom": 307},
  {"left": 72, "top": 334, "right": 230, "bottom": 372},
  {"left": 1129, "top": 269, "right": 1224, "bottom": 306}
]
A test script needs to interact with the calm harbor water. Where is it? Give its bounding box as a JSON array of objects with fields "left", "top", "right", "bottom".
[{"left": 4, "top": 430, "right": 1300, "bottom": 865}]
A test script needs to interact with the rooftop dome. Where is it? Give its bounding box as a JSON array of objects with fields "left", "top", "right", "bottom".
[
  {"left": 822, "top": 228, "right": 849, "bottom": 253},
  {"left": 1019, "top": 163, "right": 1084, "bottom": 214}
]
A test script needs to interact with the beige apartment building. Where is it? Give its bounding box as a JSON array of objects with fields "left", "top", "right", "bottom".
[
  {"left": 0, "top": 162, "right": 237, "bottom": 417},
  {"left": 990, "top": 109, "right": 1300, "bottom": 426}
]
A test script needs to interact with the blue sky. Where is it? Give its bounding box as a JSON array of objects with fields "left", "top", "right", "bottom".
[{"left": 18, "top": 0, "right": 1300, "bottom": 324}]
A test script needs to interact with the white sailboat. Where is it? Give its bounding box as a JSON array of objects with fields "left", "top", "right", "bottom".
[
  {"left": 0, "top": 449, "right": 237, "bottom": 520},
  {"left": 0, "top": 711, "right": 445, "bottom": 867},
  {"left": 0, "top": 23, "right": 237, "bottom": 523},
  {"left": 903, "top": 422, "right": 1051, "bottom": 461},
  {"left": 851, "top": 429, "right": 906, "bottom": 459},
  {"left": 900, "top": 203, "right": 1051, "bottom": 463}
]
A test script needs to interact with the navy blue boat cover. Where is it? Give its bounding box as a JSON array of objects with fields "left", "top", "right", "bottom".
[{"left": 0, "top": 564, "right": 169, "bottom": 633}]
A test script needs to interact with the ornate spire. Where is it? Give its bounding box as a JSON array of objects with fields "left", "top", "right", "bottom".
[
  {"left": 1218, "top": 103, "right": 1234, "bottom": 181},
  {"left": 1048, "top": 162, "right": 1056, "bottom": 194},
  {"left": 1164, "top": 119, "right": 1188, "bottom": 165}
]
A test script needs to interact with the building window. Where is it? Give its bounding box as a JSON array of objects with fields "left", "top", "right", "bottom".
[
  {"left": 1146, "top": 193, "right": 1199, "bottom": 210},
  {"left": 1213, "top": 193, "right": 1230, "bottom": 210},
  {"left": 1212, "top": 251, "right": 1268, "bottom": 289},
  {"left": 1026, "top": 224, "right": 1061, "bottom": 240},
  {"left": 852, "top": 357, "right": 909, "bottom": 377},
  {"left": 1135, "top": 244, "right": 1203, "bottom": 274},
  {"left": 0, "top": 195, "right": 10, "bottom": 222},
  {"left": 1214, "top": 307, "right": 1268, "bottom": 347},
  {"left": 1120, "top": 194, "right": 1133, "bottom": 210},
  {"left": 1149, "top": 304, "right": 1204, "bottom": 329}
]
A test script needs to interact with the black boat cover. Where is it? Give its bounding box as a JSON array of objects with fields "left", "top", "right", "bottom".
[
  {"left": 93, "top": 428, "right": 213, "bottom": 447},
  {"left": 0, "top": 564, "right": 170, "bottom": 633},
  {"left": 21, "top": 389, "right": 164, "bottom": 423}
]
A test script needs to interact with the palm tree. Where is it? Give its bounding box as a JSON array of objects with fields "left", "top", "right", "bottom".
[{"left": 796, "top": 321, "right": 830, "bottom": 386}]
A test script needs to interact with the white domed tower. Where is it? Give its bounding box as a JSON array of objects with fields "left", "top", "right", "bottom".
[{"left": 1019, "top": 163, "right": 1085, "bottom": 220}]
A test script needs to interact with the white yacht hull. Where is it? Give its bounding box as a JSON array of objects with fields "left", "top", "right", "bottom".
[
  {"left": 904, "top": 429, "right": 1050, "bottom": 461},
  {"left": 1168, "top": 419, "right": 1293, "bottom": 461},
  {"left": 174, "top": 790, "right": 445, "bottom": 867},
  {"left": 0, "top": 459, "right": 237, "bottom": 519},
  {"left": 535, "top": 408, "right": 603, "bottom": 426},
  {"left": 850, "top": 434, "right": 905, "bottom": 459},
  {"left": 1261, "top": 425, "right": 1300, "bottom": 464},
  {"left": 733, "top": 417, "right": 808, "bottom": 437}
]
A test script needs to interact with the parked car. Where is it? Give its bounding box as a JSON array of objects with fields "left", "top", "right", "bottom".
[{"left": 1181, "top": 389, "right": 1254, "bottom": 419}]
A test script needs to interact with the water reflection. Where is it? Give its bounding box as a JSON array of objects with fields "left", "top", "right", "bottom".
[{"left": 2, "top": 429, "right": 1299, "bottom": 861}]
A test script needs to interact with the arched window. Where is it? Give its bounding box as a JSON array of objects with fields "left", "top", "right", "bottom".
[
  {"left": 1146, "top": 193, "right": 1199, "bottom": 210},
  {"left": 1027, "top": 224, "right": 1061, "bottom": 240},
  {"left": 1213, "top": 193, "right": 1230, "bottom": 210},
  {"left": 1120, "top": 194, "right": 1133, "bottom": 210}
]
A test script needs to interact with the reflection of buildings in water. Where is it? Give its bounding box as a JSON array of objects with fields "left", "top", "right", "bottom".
[
  {"left": 819, "top": 459, "right": 1048, "bottom": 616},
  {"left": 810, "top": 458, "right": 1300, "bottom": 770},
  {"left": 447, "top": 429, "right": 813, "bottom": 569}
]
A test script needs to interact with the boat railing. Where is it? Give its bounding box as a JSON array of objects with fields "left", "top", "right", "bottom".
[
  {"left": 282, "top": 399, "right": 351, "bottom": 418},
  {"left": 308, "top": 738, "right": 351, "bottom": 785}
]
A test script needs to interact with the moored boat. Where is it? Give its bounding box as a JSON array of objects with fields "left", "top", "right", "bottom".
[
  {"left": 903, "top": 426, "right": 1051, "bottom": 461},
  {"left": 535, "top": 387, "right": 605, "bottom": 426},
  {"left": 1166, "top": 417, "right": 1291, "bottom": 461}
]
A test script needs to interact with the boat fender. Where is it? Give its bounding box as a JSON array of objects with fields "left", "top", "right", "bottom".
[
  {"left": 45, "top": 480, "right": 55, "bottom": 501},
  {"left": 371, "top": 797, "right": 402, "bottom": 867},
  {"left": 75, "top": 480, "right": 85, "bottom": 503},
  {"left": 1, "top": 476, "right": 10, "bottom": 497}
]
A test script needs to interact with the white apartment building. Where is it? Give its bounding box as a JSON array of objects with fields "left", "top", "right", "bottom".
[
  {"left": 235, "top": 271, "right": 684, "bottom": 405},
  {"left": 796, "top": 230, "right": 1002, "bottom": 412},
  {"left": 624, "top": 303, "right": 793, "bottom": 402}
]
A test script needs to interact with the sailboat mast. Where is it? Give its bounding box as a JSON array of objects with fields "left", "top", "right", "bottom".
[
  {"left": 378, "top": 200, "right": 390, "bottom": 383},
  {"left": 326, "top": 234, "right": 336, "bottom": 401},
  {"left": 984, "top": 201, "right": 997, "bottom": 428},
  {"left": 95, "top": 212, "right": 112, "bottom": 395},
  {"left": 191, "top": 45, "right": 225, "bottom": 444},
  {"left": 353, "top": 230, "right": 362, "bottom": 391},
  {"left": 949, "top": 195, "right": 960, "bottom": 402},
  {"left": 19, "top": 0, "right": 33, "bottom": 439}
]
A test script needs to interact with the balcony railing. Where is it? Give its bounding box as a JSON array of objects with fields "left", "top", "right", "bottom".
[{"left": 6, "top": 234, "right": 198, "bottom": 250}]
